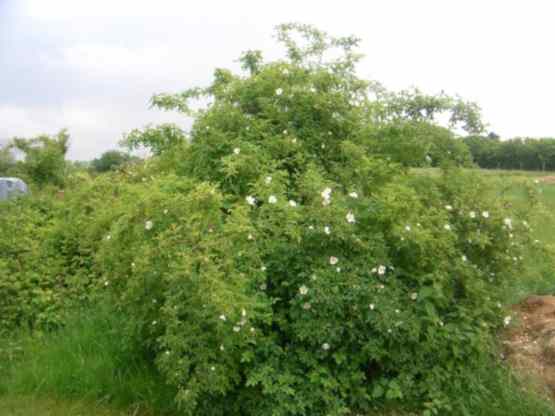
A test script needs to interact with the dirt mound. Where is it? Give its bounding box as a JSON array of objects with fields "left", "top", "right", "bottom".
[
  {"left": 538, "top": 176, "right": 555, "bottom": 184},
  {"left": 504, "top": 296, "right": 555, "bottom": 398}
]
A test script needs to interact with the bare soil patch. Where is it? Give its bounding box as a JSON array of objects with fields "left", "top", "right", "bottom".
[{"left": 504, "top": 295, "right": 555, "bottom": 400}]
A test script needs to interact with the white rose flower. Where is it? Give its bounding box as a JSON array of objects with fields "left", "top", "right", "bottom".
[
  {"left": 268, "top": 195, "right": 277, "bottom": 204},
  {"left": 346, "top": 211, "right": 356, "bottom": 224},
  {"left": 145, "top": 220, "right": 153, "bottom": 230},
  {"left": 469, "top": 211, "right": 476, "bottom": 219},
  {"left": 377, "top": 265, "right": 386, "bottom": 276},
  {"left": 349, "top": 191, "right": 359, "bottom": 198},
  {"left": 233, "top": 148, "right": 240, "bottom": 155},
  {"left": 299, "top": 285, "right": 309, "bottom": 296},
  {"left": 482, "top": 211, "right": 490, "bottom": 218},
  {"left": 324, "top": 226, "right": 331, "bottom": 235},
  {"left": 246, "top": 195, "right": 256, "bottom": 206},
  {"left": 275, "top": 88, "right": 283, "bottom": 96},
  {"left": 288, "top": 200, "right": 297, "bottom": 207},
  {"left": 329, "top": 256, "right": 339, "bottom": 265},
  {"left": 322, "top": 343, "right": 330, "bottom": 351}
]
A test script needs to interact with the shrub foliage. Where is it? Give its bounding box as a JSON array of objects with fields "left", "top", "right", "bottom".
[{"left": 0, "top": 24, "right": 536, "bottom": 415}]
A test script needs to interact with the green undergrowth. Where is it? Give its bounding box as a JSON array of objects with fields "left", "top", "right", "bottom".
[{"left": 0, "top": 302, "right": 177, "bottom": 415}]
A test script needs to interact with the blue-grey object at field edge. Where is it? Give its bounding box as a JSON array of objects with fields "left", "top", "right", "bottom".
[{"left": 0, "top": 177, "right": 29, "bottom": 200}]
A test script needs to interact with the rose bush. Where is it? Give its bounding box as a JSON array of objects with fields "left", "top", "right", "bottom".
[{"left": 0, "top": 23, "right": 534, "bottom": 415}]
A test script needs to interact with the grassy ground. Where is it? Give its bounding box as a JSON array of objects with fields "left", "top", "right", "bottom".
[{"left": 2, "top": 168, "right": 555, "bottom": 416}]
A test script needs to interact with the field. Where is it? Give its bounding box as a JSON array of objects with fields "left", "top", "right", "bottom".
[{"left": 1, "top": 168, "right": 555, "bottom": 416}]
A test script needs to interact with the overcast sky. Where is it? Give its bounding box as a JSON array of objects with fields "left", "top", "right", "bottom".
[{"left": 1, "top": 0, "right": 554, "bottom": 160}]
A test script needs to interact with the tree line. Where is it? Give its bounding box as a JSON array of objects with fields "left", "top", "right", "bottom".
[{"left": 464, "top": 135, "right": 555, "bottom": 171}]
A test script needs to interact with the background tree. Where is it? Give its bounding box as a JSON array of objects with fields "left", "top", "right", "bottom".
[
  {"left": 0, "top": 145, "right": 16, "bottom": 176},
  {"left": 10, "top": 129, "right": 70, "bottom": 187},
  {"left": 91, "top": 150, "right": 135, "bottom": 173}
]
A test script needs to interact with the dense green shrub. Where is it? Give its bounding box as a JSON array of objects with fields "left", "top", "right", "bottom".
[
  {"left": 0, "top": 23, "right": 539, "bottom": 415},
  {"left": 98, "top": 24, "right": 530, "bottom": 415}
]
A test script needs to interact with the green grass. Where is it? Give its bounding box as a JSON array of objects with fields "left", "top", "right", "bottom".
[{"left": 0, "top": 303, "right": 177, "bottom": 416}]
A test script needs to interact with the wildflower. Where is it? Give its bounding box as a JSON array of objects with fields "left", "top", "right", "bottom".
[
  {"left": 445, "top": 205, "right": 453, "bottom": 211},
  {"left": 259, "top": 283, "right": 267, "bottom": 290},
  {"left": 211, "top": 366, "right": 216, "bottom": 371},
  {"left": 265, "top": 176, "right": 272, "bottom": 185},
  {"left": 106, "top": 235, "right": 111, "bottom": 240},
  {"left": 310, "top": 86, "right": 317, "bottom": 93},
  {"left": 425, "top": 155, "right": 432, "bottom": 163},
  {"left": 369, "top": 304, "right": 375, "bottom": 310},
  {"left": 410, "top": 292, "right": 418, "bottom": 301},
  {"left": 250, "top": 327, "right": 255, "bottom": 333},
  {"left": 233, "top": 326, "right": 241, "bottom": 332},
  {"left": 504, "top": 218, "right": 513, "bottom": 229},
  {"left": 152, "top": 321, "right": 157, "bottom": 325},
  {"left": 233, "top": 148, "right": 240, "bottom": 155},
  {"left": 291, "top": 137, "right": 297, "bottom": 144},
  {"left": 336, "top": 267, "right": 341, "bottom": 273},
  {"left": 534, "top": 179, "right": 540, "bottom": 184},
  {"left": 469, "top": 211, "right": 476, "bottom": 219},
  {"left": 268, "top": 195, "right": 277, "bottom": 204},
  {"left": 282, "top": 68, "right": 289, "bottom": 75},
  {"left": 163, "top": 209, "right": 168, "bottom": 215},
  {"left": 275, "top": 88, "right": 283, "bottom": 96},
  {"left": 299, "top": 285, "right": 309, "bottom": 296},
  {"left": 219, "top": 314, "right": 227, "bottom": 321},
  {"left": 220, "top": 345, "right": 225, "bottom": 351},
  {"left": 462, "top": 255, "right": 468, "bottom": 262},
  {"left": 321, "top": 187, "right": 332, "bottom": 206},
  {"left": 346, "top": 211, "right": 356, "bottom": 224},
  {"left": 104, "top": 280, "right": 110, "bottom": 286},
  {"left": 324, "top": 226, "right": 331, "bottom": 235},
  {"left": 482, "top": 211, "right": 490, "bottom": 218},
  {"left": 246, "top": 195, "right": 256, "bottom": 206},
  {"left": 504, "top": 316, "right": 512, "bottom": 327},
  {"left": 444, "top": 224, "right": 451, "bottom": 231},
  {"left": 329, "top": 256, "right": 339, "bottom": 265},
  {"left": 261, "top": 265, "right": 267, "bottom": 271},
  {"left": 349, "top": 191, "right": 359, "bottom": 198},
  {"left": 303, "top": 302, "right": 311, "bottom": 310},
  {"left": 283, "top": 129, "right": 288, "bottom": 135},
  {"left": 405, "top": 225, "right": 411, "bottom": 232},
  {"left": 145, "top": 220, "right": 153, "bottom": 230},
  {"left": 308, "top": 225, "right": 314, "bottom": 230},
  {"left": 322, "top": 343, "right": 330, "bottom": 351},
  {"left": 289, "top": 200, "right": 297, "bottom": 207},
  {"left": 377, "top": 265, "right": 386, "bottom": 276},
  {"left": 248, "top": 234, "right": 254, "bottom": 240}
]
